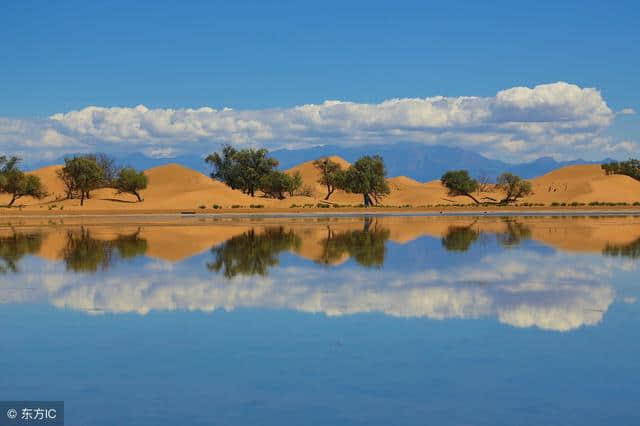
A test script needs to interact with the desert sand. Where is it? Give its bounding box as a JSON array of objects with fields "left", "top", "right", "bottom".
[{"left": 1, "top": 158, "right": 640, "bottom": 214}]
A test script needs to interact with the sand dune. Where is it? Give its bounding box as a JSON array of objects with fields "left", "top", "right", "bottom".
[
  {"left": 1, "top": 160, "right": 640, "bottom": 212},
  {"left": 527, "top": 164, "right": 640, "bottom": 204}
]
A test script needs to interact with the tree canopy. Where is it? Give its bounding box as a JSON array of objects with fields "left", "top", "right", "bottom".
[
  {"left": 0, "top": 157, "right": 47, "bottom": 206},
  {"left": 602, "top": 159, "right": 640, "bottom": 181},
  {"left": 341, "top": 155, "right": 390, "bottom": 206},
  {"left": 57, "top": 156, "right": 105, "bottom": 205},
  {"left": 440, "top": 170, "right": 480, "bottom": 204},
  {"left": 205, "top": 145, "right": 279, "bottom": 197},
  {"left": 259, "top": 170, "right": 302, "bottom": 199},
  {"left": 497, "top": 172, "right": 533, "bottom": 204},
  {"left": 115, "top": 167, "right": 148, "bottom": 202},
  {"left": 313, "top": 157, "right": 345, "bottom": 200}
]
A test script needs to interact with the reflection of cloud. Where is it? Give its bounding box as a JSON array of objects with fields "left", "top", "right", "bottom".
[{"left": 1, "top": 249, "right": 625, "bottom": 332}]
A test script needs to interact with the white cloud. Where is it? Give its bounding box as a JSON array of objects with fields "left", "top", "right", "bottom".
[
  {"left": 618, "top": 108, "right": 636, "bottom": 115},
  {"left": 0, "top": 82, "right": 625, "bottom": 161}
]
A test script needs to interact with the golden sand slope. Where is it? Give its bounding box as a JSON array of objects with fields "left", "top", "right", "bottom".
[
  {"left": 527, "top": 165, "right": 640, "bottom": 204},
  {"left": 2, "top": 161, "right": 640, "bottom": 211}
]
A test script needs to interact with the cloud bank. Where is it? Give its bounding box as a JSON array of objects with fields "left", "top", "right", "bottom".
[{"left": 0, "top": 82, "right": 633, "bottom": 161}]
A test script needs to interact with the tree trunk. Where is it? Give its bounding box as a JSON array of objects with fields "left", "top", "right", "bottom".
[
  {"left": 7, "top": 194, "right": 17, "bottom": 207},
  {"left": 134, "top": 191, "right": 142, "bottom": 202},
  {"left": 465, "top": 193, "right": 480, "bottom": 204},
  {"left": 324, "top": 187, "right": 334, "bottom": 200},
  {"left": 80, "top": 192, "right": 85, "bottom": 206},
  {"left": 363, "top": 193, "right": 373, "bottom": 207}
]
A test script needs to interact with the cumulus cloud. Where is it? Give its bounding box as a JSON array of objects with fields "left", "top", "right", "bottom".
[{"left": 0, "top": 82, "right": 628, "bottom": 161}]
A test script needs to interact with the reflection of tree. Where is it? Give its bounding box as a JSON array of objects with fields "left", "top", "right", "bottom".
[
  {"left": 441, "top": 225, "right": 480, "bottom": 252},
  {"left": 497, "top": 220, "right": 532, "bottom": 247},
  {"left": 603, "top": 238, "right": 640, "bottom": 259},
  {"left": 207, "top": 227, "right": 301, "bottom": 278},
  {"left": 62, "top": 227, "right": 148, "bottom": 272},
  {"left": 0, "top": 232, "right": 43, "bottom": 273},
  {"left": 442, "top": 220, "right": 532, "bottom": 252},
  {"left": 318, "top": 218, "right": 390, "bottom": 267}
]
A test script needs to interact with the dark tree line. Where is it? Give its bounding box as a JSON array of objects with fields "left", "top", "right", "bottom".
[
  {"left": 602, "top": 159, "right": 640, "bottom": 181},
  {"left": 440, "top": 170, "right": 533, "bottom": 204},
  {"left": 57, "top": 154, "right": 147, "bottom": 205}
]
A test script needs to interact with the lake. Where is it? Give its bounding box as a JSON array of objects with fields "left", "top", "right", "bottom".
[{"left": 1, "top": 215, "right": 639, "bottom": 425}]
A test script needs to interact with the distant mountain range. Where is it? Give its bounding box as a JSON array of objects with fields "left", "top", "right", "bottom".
[{"left": 24, "top": 142, "right": 613, "bottom": 182}]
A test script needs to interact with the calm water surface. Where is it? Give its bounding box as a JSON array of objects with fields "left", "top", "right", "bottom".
[{"left": 1, "top": 215, "right": 639, "bottom": 425}]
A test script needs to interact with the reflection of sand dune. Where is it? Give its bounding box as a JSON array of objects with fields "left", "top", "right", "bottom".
[
  {"left": 3, "top": 215, "right": 640, "bottom": 263},
  {"left": 0, "top": 249, "right": 619, "bottom": 331}
]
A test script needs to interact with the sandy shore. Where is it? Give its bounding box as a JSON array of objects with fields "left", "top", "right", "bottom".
[{"left": 2, "top": 205, "right": 640, "bottom": 218}]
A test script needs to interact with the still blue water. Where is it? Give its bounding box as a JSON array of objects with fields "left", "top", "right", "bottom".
[{"left": 1, "top": 216, "right": 639, "bottom": 425}]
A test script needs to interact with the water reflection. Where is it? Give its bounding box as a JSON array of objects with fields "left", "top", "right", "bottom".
[
  {"left": 442, "top": 219, "right": 533, "bottom": 251},
  {"left": 62, "top": 228, "right": 148, "bottom": 272},
  {"left": 207, "top": 227, "right": 301, "bottom": 278},
  {"left": 441, "top": 224, "right": 480, "bottom": 251},
  {"left": 318, "top": 218, "right": 390, "bottom": 267},
  {"left": 0, "top": 216, "right": 638, "bottom": 331},
  {"left": 0, "top": 232, "right": 43, "bottom": 273},
  {"left": 603, "top": 237, "right": 640, "bottom": 258}
]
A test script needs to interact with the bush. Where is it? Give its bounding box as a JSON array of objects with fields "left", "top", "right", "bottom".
[
  {"left": 231, "top": 205, "right": 242, "bottom": 208},
  {"left": 250, "top": 204, "right": 265, "bottom": 208},
  {"left": 634, "top": 202, "right": 640, "bottom": 206},
  {"left": 316, "top": 202, "right": 330, "bottom": 208},
  {"left": 212, "top": 204, "right": 221, "bottom": 209},
  {"left": 198, "top": 205, "right": 206, "bottom": 209}
]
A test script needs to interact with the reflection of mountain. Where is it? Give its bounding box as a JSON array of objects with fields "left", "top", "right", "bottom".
[
  {"left": 62, "top": 228, "right": 148, "bottom": 272},
  {"left": 0, "top": 232, "right": 43, "bottom": 273},
  {"left": 207, "top": 227, "right": 301, "bottom": 278}
]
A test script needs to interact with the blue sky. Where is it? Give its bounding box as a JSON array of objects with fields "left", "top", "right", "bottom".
[{"left": 1, "top": 0, "right": 638, "bottom": 162}]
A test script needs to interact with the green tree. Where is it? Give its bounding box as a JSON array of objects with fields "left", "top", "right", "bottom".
[
  {"left": 57, "top": 156, "right": 105, "bottom": 205},
  {"left": 313, "top": 157, "right": 345, "bottom": 200},
  {"left": 115, "top": 167, "right": 148, "bottom": 202},
  {"left": 0, "top": 163, "right": 47, "bottom": 207},
  {"left": 440, "top": 170, "right": 480, "bottom": 204},
  {"left": 601, "top": 159, "right": 640, "bottom": 180},
  {"left": 497, "top": 172, "right": 533, "bottom": 204},
  {"left": 205, "top": 145, "right": 279, "bottom": 197},
  {"left": 340, "top": 155, "right": 390, "bottom": 206}
]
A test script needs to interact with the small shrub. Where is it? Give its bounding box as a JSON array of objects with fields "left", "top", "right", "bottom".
[
  {"left": 633, "top": 201, "right": 640, "bottom": 206},
  {"left": 198, "top": 205, "right": 206, "bottom": 209},
  {"left": 231, "top": 204, "right": 242, "bottom": 208},
  {"left": 212, "top": 204, "right": 221, "bottom": 209},
  {"left": 316, "top": 202, "right": 330, "bottom": 208},
  {"left": 250, "top": 204, "right": 265, "bottom": 208}
]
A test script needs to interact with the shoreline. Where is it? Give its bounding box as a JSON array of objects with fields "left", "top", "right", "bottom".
[{"left": 2, "top": 206, "right": 640, "bottom": 218}]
